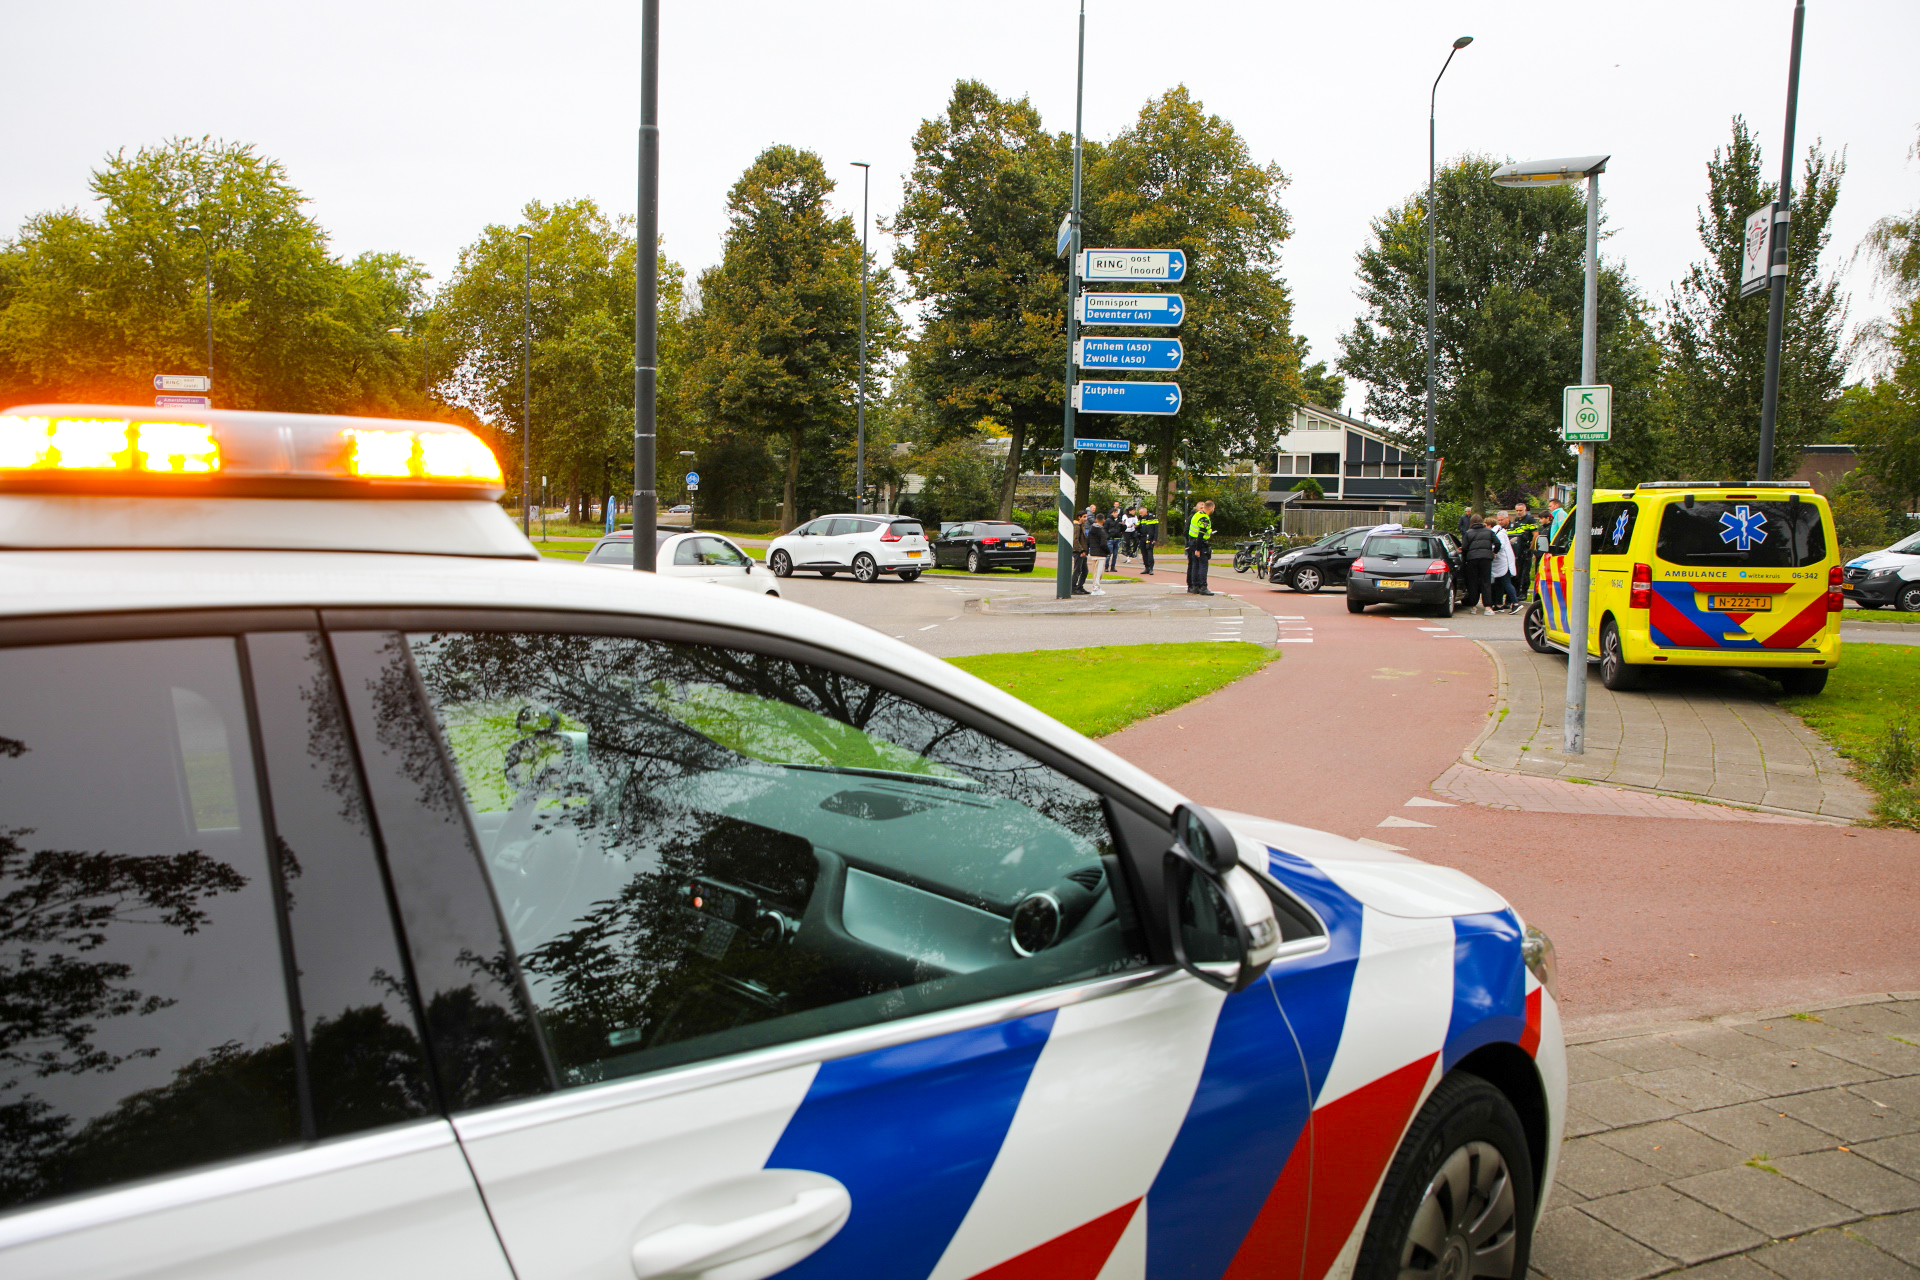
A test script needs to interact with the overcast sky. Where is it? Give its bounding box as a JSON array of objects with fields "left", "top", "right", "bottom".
[{"left": 6, "top": 0, "right": 1916, "bottom": 415}]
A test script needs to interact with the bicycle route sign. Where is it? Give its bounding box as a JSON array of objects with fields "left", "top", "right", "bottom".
[{"left": 1562, "top": 385, "right": 1612, "bottom": 442}]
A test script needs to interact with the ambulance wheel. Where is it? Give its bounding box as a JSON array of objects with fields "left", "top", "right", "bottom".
[
  {"left": 1354, "top": 1071, "right": 1534, "bottom": 1280},
  {"left": 1523, "top": 602, "right": 1553, "bottom": 654},
  {"left": 1598, "top": 618, "right": 1644, "bottom": 691},
  {"left": 1776, "top": 668, "right": 1829, "bottom": 696}
]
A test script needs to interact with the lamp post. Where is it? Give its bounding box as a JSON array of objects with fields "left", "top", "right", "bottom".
[
  {"left": 1756, "top": 0, "right": 1807, "bottom": 480},
  {"left": 517, "top": 232, "right": 533, "bottom": 537},
  {"left": 1492, "top": 154, "right": 1611, "bottom": 755},
  {"left": 1423, "top": 35, "right": 1473, "bottom": 532},
  {"left": 851, "top": 161, "right": 871, "bottom": 515}
]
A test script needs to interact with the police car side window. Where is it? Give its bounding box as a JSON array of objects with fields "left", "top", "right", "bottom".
[
  {"left": 402, "top": 630, "right": 1150, "bottom": 1094},
  {"left": 0, "top": 638, "right": 300, "bottom": 1212}
]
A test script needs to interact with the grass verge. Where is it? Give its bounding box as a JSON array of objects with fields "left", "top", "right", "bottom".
[
  {"left": 1845, "top": 608, "right": 1920, "bottom": 624},
  {"left": 1779, "top": 644, "right": 1920, "bottom": 828},
  {"left": 947, "top": 641, "right": 1276, "bottom": 739}
]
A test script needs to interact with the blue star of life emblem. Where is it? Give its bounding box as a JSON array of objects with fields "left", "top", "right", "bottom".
[
  {"left": 1611, "top": 510, "right": 1630, "bottom": 546},
  {"left": 1718, "top": 504, "right": 1768, "bottom": 551}
]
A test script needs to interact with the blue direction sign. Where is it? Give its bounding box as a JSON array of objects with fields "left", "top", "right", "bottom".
[
  {"left": 1076, "top": 293, "right": 1184, "bottom": 327},
  {"left": 155, "top": 395, "right": 211, "bottom": 408},
  {"left": 1075, "top": 337, "right": 1183, "bottom": 371},
  {"left": 1073, "top": 437, "right": 1132, "bottom": 452},
  {"left": 1073, "top": 381, "right": 1182, "bottom": 415},
  {"left": 1078, "top": 248, "right": 1187, "bottom": 283}
]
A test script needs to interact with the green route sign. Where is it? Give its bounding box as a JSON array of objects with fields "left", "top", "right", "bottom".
[{"left": 1563, "top": 384, "right": 1612, "bottom": 442}]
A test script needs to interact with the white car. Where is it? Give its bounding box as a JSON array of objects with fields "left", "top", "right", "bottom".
[
  {"left": 766, "top": 513, "right": 930, "bottom": 582},
  {"left": 583, "top": 526, "right": 781, "bottom": 597},
  {"left": 0, "top": 403, "right": 1563, "bottom": 1280}
]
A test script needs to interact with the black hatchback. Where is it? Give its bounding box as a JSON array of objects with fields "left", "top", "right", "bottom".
[
  {"left": 1345, "top": 531, "right": 1464, "bottom": 616},
  {"left": 933, "top": 521, "right": 1038, "bottom": 572},
  {"left": 1267, "top": 525, "right": 1375, "bottom": 593}
]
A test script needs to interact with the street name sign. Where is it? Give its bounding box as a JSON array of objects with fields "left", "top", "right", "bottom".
[
  {"left": 1078, "top": 248, "right": 1187, "bottom": 283},
  {"left": 154, "top": 374, "right": 212, "bottom": 392},
  {"left": 1075, "top": 293, "right": 1184, "bottom": 327},
  {"left": 1562, "top": 385, "right": 1612, "bottom": 442},
  {"left": 155, "top": 395, "right": 211, "bottom": 408},
  {"left": 1072, "top": 437, "right": 1132, "bottom": 452},
  {"left": 1740, "top": 203, "right": 1775, "bottom": 300},
  {"left": 1073, "top": 381, "right": 1182, "bottom": 415},
  {"left": 1074, "top": 337, "right": 1183, "bottom": 371}
]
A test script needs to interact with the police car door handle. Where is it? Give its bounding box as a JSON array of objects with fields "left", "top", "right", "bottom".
[{"left": 629, "top": 1170, "right": 851, "bottom": 1280}]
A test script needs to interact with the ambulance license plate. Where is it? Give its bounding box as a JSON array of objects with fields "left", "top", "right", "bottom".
[
  {"left": 1379, "top": 579, "right": 1410, "bottom": 589},
  {"left": 1708, "top": 594, "right": 1771, "bottom": 612}
]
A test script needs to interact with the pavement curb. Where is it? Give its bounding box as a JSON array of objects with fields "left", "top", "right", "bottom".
[
  {"left": 1441, "top": 638, "right": 1853, "bottom": 827},
  {"left": 1564, "top": 989, "right": 1920, "bottom": 1044}
]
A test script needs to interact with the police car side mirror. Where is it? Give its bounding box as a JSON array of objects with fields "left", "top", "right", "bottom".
[{"left": 1165, "top": 804, "right": 1282, "bottom": 993}]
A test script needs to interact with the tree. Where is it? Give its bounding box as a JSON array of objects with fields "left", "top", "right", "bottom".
[
  {"left": 1837, "top": 309, "right": 1920, "bottom": 518},
  {"left": 901, "top": 433, "right": 1004, "bottom": 526},
  {"left": 691, "top": 147, "right": 898, "bottom": 530},
  {"left": 434, "top": 199, "right": 687, "bottom": 518},
  {"left": 1339, "top": 157, "right": 1662, "bottom": 508},
  {"left": 1298, "top": 340, "right": 1347, "bottom": 413},
  {"left": 891, "top": 82, "right": 1072, "bottom": 519},
  {"left": 1089, "top": 88, "right": 1302, "bottom": 521},
  {"left": 1662, "top": 117, "right": 1848, "bottom": 479},
  {"left": 0, "top": 138, "right": 423, "bottom": 414},
  {"left": 1863, "top": 126, "right": 1920, "bottom": 306}
]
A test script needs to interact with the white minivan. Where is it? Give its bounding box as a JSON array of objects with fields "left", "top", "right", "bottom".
[{"left": 766, "top": 514, "right": 930, "bottom": 582}]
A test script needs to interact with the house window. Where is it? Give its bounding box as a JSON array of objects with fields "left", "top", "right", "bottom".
[
  {"left": 1361, "top": 463, "right": 1384, "bottom": 478},
  {"left": 1399, "top": 463, "right": 1424, "bottom": 478},
  {"left": 1310, "top": 453, "right": 1339, "bottom": 475}
]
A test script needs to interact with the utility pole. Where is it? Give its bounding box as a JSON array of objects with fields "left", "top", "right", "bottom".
[
  {"left": 1056, "top": 0, "right": 1086, "bottom": 601},
  {"left": 1756, "top": 0, "right": 1806, "bottom": 482},
  {"left": 633, "top": 0, "right": 660, "bottom": 569},
  {"left": 518, "top": 232, "right": 532, "bottom": 538},
  {"left": 852, "top": 161, "right": 871, "bottom": 514},
  {"left": 1424, "top": 36, "right": 1473, "bottom": 531}
]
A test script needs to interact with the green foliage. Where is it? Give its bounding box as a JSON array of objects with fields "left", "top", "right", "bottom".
[
  {"left": 0, "top": 137, "right": 424, "bottom": 414},
  {"left": 1338, "top": 156, "right": 1662, "bottom": 504},
  {"left": 1780, "top": 645, "right": 1920, "bottom": 829},
  {"left": 1829, "top": 470, "right": 1900, "bottom": 548},
  {"left": 902, "top": 434, "right": 1002, "bottom": 526},
  {"left": 1289, "top": 476, "right": 1325, "bottom": 499},
  {"left": 1191, "top": 474, "right": 1271, "bottom": 537},
  {"left": 1091, "top": 87, "right": 1302, "bottom": 519},
  {"left": 947, "top": 642, "right": 1275, "bottom": 738},
  {"left": 1434, "top": 500, "right": 1467, "bottom": 535},
  {"left": 1839, "top": 305, "right": 1920, "bottom": 516},
  {"left": 891, "top": 83, "right": 1070, "bottom": 517},
  {"left": 434, "top": 199, "right": 685, "bottom": 514},
  {"left": 1864, "top": 126, "right": 1920, "bottom": 303},
  {"left": 1298, "top": 339, "right": 1346, "bottom": 412},
  {"left": 1662, "top": 118, "right": 1848, "bottom": 479},
  {"left": 691, "top": 146, "right": 900, "bottom": 529}
]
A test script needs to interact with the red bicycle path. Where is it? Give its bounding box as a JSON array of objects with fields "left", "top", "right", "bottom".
[{"left": 1096, "top": 576, "right": 1920, "bottom": 1033}]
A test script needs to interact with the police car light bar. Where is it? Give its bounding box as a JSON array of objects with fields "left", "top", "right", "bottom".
[{"left": 0, "top": 405, "right": 505, "bottom": 499}]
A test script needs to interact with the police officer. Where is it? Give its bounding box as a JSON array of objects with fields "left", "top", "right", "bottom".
[
  {"left": 1509, "top": 501, "right": 1541, "bottom": 601},
  {"left": 1186, "top": 500, "right": 1217, "bottom": 595},
  {"left": 1137, "top": 506, "right": 1160, "bottom": 575}
]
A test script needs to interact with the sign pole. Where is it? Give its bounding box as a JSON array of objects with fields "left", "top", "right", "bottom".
[
  {"left": 1056, "top": 0, "right": 1085, "bottom": 601},
  {"left": 1756, "top": 0, "right": 1806, "bottom": 482},
  {"left": 1564, "top": 169, "right": 1602, "bottom": 756},
  {"left": 632, "top": 0, "right": 660, "bottom": 570}
]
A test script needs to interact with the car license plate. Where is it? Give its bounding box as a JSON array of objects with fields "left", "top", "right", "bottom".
[
  {"left": 1708, "top": 594, "right": 1771, "bottom": 612},
  {"left": 907, "top": 551, "right": 923, "bottom": 558},
  {"left": 1379, "top": 579, "right": 1410, "bottom": 589}
]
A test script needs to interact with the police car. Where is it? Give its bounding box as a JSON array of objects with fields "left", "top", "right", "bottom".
[{"left": 0, "top": 405, "right": 1564, "bottom": 1280}]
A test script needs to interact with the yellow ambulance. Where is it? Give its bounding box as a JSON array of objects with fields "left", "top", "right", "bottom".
[{"left": 1523, "top": 480, "right": 1842, "bottom": 693}]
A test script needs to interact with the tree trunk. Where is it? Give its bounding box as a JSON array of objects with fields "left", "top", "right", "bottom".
[
  {"left": 782, "top": 426, "right": 802, "bottom": 531},
  {"left": 1472, "top": 470, "right": 1489, "bottom": 516},
  {"left": 1154, "top": 430, "right": 1177, "bottom": 525},
  {"left": 996, "top": 421, "right": 1027, "bottom": 521}
]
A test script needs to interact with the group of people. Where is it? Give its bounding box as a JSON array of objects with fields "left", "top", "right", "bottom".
[
  {"left": 1068, "top": 501, "right": 1222, "bottom": 597},
  {"left": 1456, "top": 499, "right": 1560, "bottom": 615}
]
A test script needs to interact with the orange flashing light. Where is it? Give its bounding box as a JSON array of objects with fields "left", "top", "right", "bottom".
[
  {"left": 347, "top": 428, "right": 505, "bottom": 483},
  {"left": 0, "top": 414, "right": 220, "bottom": 473}
]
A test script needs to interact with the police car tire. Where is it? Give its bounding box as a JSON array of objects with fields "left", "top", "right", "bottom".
[
  {"left": 1353, "top": 1071, "right": 1535, "bottom": 1280},
  {"left": 1524, "top": 603, "right": 1554, "bottom": 654},
  {"left": 770, "top": 550, "right": 793, "bottom": 578},
  {"left": 1900, "top": 583, "right": 1920, "bottom": 613}
]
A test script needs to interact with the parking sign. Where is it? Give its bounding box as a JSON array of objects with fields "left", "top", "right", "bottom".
[{"left": 1562, "top": 385, "right": 1611, "bottom": 442}]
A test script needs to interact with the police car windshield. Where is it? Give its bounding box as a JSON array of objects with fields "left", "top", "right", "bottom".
[{"left": 1656, "top": 500, "right": 1826, "bottom": 568}]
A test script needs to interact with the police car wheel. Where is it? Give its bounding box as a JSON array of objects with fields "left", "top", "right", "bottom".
[
  {"left": 1599, "top": 619, "right": 1643, "bottom": 691},
  {"left": 852, "top": 554, "right": 880, "bottom": 583},
  {"left": 1290, "top": 566, "right": 1323, "bottom": 593},
  {"left": 1524, "top": 603, "right": 1554, "bottom": 654},
  {"left": 769, "top": 550, "right": 793, "bottom": 578},
  {"left": 1900, "top": 583, "right": 1920, "bottom": 613},
  {"left": 1354, "top": 1072, "right": 1534, "bottom": 1280},
  {"left": 1776, "top": 668, "right": 1829, "bottom": 696}
]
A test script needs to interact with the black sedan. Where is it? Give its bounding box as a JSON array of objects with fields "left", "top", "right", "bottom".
[
  {"left": 1345, "top": 531, "right": 1464, "bottom": 616},
  {"left": 933, "top": 521, "right": 1038, "bottom": 572},
  {"left": 1266, "top": 525, "right": 1375, "bottom": 593}
]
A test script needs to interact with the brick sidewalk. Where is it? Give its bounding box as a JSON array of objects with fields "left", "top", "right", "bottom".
[
  {"left": 1472, "top": 641, "right": 1873, "bottom": 823},
  {"left": 1534, "top": 995, "right": 1920, "bottom": 1278}
]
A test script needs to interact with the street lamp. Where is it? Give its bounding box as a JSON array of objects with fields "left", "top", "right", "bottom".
[
  {"left": 1424, "top": 35, "right": 1473, "bottom": 533},
  {"left": 851, "top": 161, "right": 871, "bottom": 515},
  {"left": 516, "top": 232, "right": 533, "bottom": 537},
  {"left": 1492, "top": 153, "right": 1610, "bottom": 756}
]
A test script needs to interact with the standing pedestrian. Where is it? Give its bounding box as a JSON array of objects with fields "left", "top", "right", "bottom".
[
  {"left": 1137, "top": 506, "right": 1159, "bottom": 575},
  {"left": 1186, "top": 500, "right": 1216, "bottom": 595},
  {"left": 1071, "top": 512, "right": 1091, "bottom": 595},
  {"left": 1546, "top": 496, "right": 1568, "bottom": 542},
  {"left": 1102, "top": 508, "right": 1123, "bottom": 574},
  {"left": 1458, "top": 506, "right": 1474, "bottom": 540},
  {"left": 1509, "top": 501, "right": 1539, "bottom": 602},
  {"left": 1121, "top": 507, "right": 1139, "bottom": 562},
  {"left": 1085, "top": 510, "right": 1110, "bottom": 595},
  {"left": 1490, "top": 514, "right": 1518, "bottom": 612},
  {"left": 1460, "top": 515, "right": 1496, "bottom": 614}
]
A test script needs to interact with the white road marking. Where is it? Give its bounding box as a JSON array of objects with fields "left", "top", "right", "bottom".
[
  {"left": 1378, "top": 815, "right": 1435, "bottom": 828},
  {"left": 1276, "top": 637, "right": 1314, "bottom": 643},
  {"left": 1417, "top": 627, "right": 1450, "bottom": 632},
  {"left": 1356, "top": 838, "right": 1408, "bottom": 852},
  {"left": 1404, "top": 797, "right": 1455, "bottom": 808},
  {"left": 920, "top": 624, "right": 939, "bottom": 631},
  {"left": 1433, "top": 633, "right": 1471, "bottom": 638}
]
